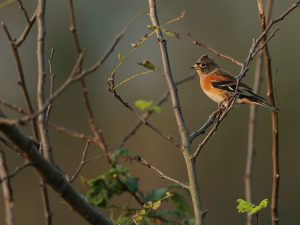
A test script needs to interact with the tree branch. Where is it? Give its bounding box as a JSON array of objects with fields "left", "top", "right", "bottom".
[
  {"left": 132, "top": 155, "right": 189, "bottom": 190},
  {"left": 147, "top": 1, "right": 205, "bottom": 225},
  {"left": 0, "top": 110, "right": 114, "bottom": 225},
  {"left": 118, "top": 72, "right": 196, "bottom": 148},
  {"left": 0, "top": 146, "right": 16, "bottom": 225},
  {"left": 36, "top": 0, "right": 53, "bottom": 163},
  {"left": 256, "top": 1, "right": 280, "bottom": 224},
  {"left": 187, "top": 32, "right": 243, "bottom": 67}
]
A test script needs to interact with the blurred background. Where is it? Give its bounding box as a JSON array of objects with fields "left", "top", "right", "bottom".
[{"left": 0, "top": 0, "right": 300, "bottom": 224}]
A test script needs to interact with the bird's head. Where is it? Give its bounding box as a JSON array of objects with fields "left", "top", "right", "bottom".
[{"left": 192, "top": 54, "right": 219, "bottom": 75}]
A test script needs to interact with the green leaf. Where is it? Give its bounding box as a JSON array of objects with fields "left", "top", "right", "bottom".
[
  {"left": 237, "top": 199, "right": 255, "bottom": 214},
  {"left": 114, "top": 216, "right": 132, "bottom": 225},
  {"left": 152, "top": 200, "right": 162, "bottom": 210},
  {"left": 249, "top": 199, "right": 269, "bottom": 215},
  {"left": 137, "top": 60, "right": 155, "bottom": 71},
  {"left": 171, "top": 192, "right": 189, "bottom": 216},
  {"left": 86, "top": 177, "right": 107, "bottom": 207},
  {"left": 237, "top": 198, "right": 268, "bottom": 216},
  {"left": 134, "top": 100, "right": 161, "bottom": 113},
  {"left": 144, "top": 188, "right": 168, "bottom": 202},
  {"left": 118, "top": 53, "right": 125, "bottom": 62},
  {"left": 123, "top": 176, "right": 138, "bottom": 193},
  {"left": 133, "top": 209, "right": 146, "bottom": 224}
]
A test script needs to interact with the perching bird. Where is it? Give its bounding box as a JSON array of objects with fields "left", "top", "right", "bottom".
[{"left": 192, "top": 54, "right": 279, "bottom": 112}]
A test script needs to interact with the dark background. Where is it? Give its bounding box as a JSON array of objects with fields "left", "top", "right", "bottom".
[{"left": 0, "top": 0, "right": 299, "bottom": 224}]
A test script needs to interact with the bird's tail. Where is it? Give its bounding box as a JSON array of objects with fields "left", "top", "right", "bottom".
[
  {"left": 238, "top": 93, "right": 279, "bottom": 112},
  {"left": 254, "top": 100, "right": 279, "bottom": 112}
]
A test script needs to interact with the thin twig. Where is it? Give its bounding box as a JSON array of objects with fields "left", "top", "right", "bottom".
[
  {"left": 1, "top": 22, "right": 39, "bottom": 138},
  {"left": 77, "top": 9, "right": 145, "bottom": 78},
  {"left": 187, "top": 32, "right": 243, "bottom": 67},
  {"left": 0, "top": 110, "right": 114, "bottom": 225},
  {"left": 0, "top": 162, "right": 31, "bottom": 183},
  {"left": 132, "top": 155, "right": 189, "bottom": 190},
  {"left": 17, "top": 0, "right": 30, "bottom": 22},
  {"left": 15, "top": 8, "right": 38, "bottom": 47},
  {"left": 0, "top": 136, "right": 20, "bottom": 154},
  {"left": 69, "top": 141, "right": 90, "bottom": 183},
  {"left": 0, "top": 99, "right": 27, "bottom": 115},
  {"left": 67, "top": 0, "right": 145, "bottom": 207},
  {"left": 48, "top": 123, "right": 96, "bottom": 143},
  {"left": 198, "top": 0, "right": 300, "bottom": 159},
  {"left": 118, "top": 72, "right": 196, "bottom": 148},
  {"left": 0, "top": 146, "right": 16, "bottom": 225},
  {"left": 0, "top": 6, "right": 144, "bottom": 127},
  {"left": 193, "top": 103, "right": 235, "bottom": 160},
  {"left": 256, "top": 1, "right": 281, "bottom": 224},
  {"left": 46, "top": 48, "right": 55, "bottom": 123},
  {"left": 108, "top": 79, "right": 181, "bottom": 149},
  {"left": 80, "top": 79, "right": 110, "bottom": 160}
]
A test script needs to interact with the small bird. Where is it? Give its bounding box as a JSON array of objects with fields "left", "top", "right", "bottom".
[{"left": 192, "top": 54, "right": 279, "bottom": 111}]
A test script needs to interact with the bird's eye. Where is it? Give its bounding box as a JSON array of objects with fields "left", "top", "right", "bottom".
[{"left": 199, "top": 62, "right": 207, "bottom": 68}]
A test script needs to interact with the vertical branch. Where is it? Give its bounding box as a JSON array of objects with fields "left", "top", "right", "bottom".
[
  {"left": 246, "top": 2, "right": 274, "bottom": 225},
  {"left": 256, "top": 1, "right": 280, "bottom": 225},
  {"left": 36, "top": 0, "right": 53, "bottom": 163},
  {"left": 245, "top": 53, "right": 263, "bottom": 225},
  {"left": 0, "top": 145, "right": 15, "bottom": 225},
  {"left": 36, "top": 1, "right": 53, "bottom": 225},
  {"left": 0, "top": 22, "right": 39, "bottom": 141},
  {"left": 147, "top": 1, "right": 204, "bottom": 225}
]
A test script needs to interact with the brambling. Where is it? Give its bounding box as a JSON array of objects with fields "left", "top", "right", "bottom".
[{"left": 192, "top": 54, "right": 279, "bottom": 112}]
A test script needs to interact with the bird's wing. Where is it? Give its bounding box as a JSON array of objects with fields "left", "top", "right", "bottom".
[{"left": 212, "top": 70, "right": 266, "bottom": 101}]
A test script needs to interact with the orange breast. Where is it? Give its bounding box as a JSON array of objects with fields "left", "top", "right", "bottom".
[{"left": 199, "top": 74, "right": 229, "bottom": 103}]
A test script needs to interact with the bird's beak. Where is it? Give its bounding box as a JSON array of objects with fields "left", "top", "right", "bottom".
[{"left": 191, "top": 64, "right": 196, "bottom": 69}]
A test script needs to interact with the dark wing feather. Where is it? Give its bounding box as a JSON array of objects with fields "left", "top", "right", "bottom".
[{"left": 212, "top": 80, "right": 266, "bottom": 101}]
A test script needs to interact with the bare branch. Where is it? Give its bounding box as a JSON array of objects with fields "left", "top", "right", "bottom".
[
  {"left": 108, "top": 78, "right": 181, "bottom": 149},
  {"left": 192, "top": 104, "right": 234, "bottom": 160},
  {"left": 48, "top": 123, "right": 95, "bottom": 143},
  {"left": 0, "top": 162, "right": 31, "bottom": 183},
  {"left": 15, "top": 8, "right": 38, "bottom": 47},
  {"left": 147, "top": 1, "right": 204, "bottom": 225},
  {"left": 36, "top": 0, "right": 53, "bottom": 163},
  {"left": 0, "top": 110, "right": 114, "bottom": 225},
  {"left": 132, "top": 155, "right": 189, "bottom": 190},
  {"left": 189, "top": 111, "right": 218, "bottom": 143},
  {"left": 16, "top": 0, "right": 30, "bottom": 22},
  {"left": 245, "top": 52, "right": 264, "bottom": 225},
  {"left": 0, "top": 146, "right": 16, "bottom": 225},
  {"left": 256, "top": 1, "right": 281, "bottom": 224},
  {"left": 0, "top": 99, "right": 27, "bottom": 115},
  {"left": 68, "top": 0, "right": 82, "bottom": 54},
  {"left": 118, "top": 72, "right": 196, "bottom": 148},
  {"left": 1, "top": 21, "right": 39, "bottom": 141},
  {"left": 46, "top": 48, "right": 56, "bottom": 123},
  {"left": 0, "top": 136, "right": 20, "bottom": 154},
  {"left": 69, "top": 141, "right": 90, "bottom": 183},
  {"left": 187, "top": 32, "right": 243, "bottom": 67}
]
